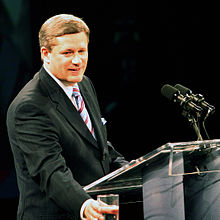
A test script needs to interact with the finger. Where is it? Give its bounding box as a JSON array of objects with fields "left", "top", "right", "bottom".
[
  {"left": 98, "top": 200, "right": 108, "bottom": 207},
  {"left": 87, "top": 215, "right": 104, "bottom": 220},
  {"left": 84, "top": 200, "right": 104, "bottom": 220},
  {"left": 87, "top": 207, "right": 104, "bottom": 220},
  {"left": 91, "top": 200, "right": 103, "bottom": 213},
  {"left": 100, "top": 205, "right": 119, "bottom": 214}
]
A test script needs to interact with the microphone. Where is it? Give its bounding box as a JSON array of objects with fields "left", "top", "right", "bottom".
[
  {"left": 161, "top": 84, "right": 203, "bottom": 113},
  {"left": 174, "top": 84, "right": 215, "bottom": 113}
]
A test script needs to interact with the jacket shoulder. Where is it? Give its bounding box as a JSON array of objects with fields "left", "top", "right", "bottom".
[{"left": 7, "top": 71, "right": 47, "bottom": 117}]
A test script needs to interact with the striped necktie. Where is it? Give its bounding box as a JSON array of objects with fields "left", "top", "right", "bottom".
[{"left": 72, "top": 85, "right": 95, "bottom": 139}]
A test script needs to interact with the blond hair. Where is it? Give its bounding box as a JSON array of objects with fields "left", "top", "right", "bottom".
[{"left": 39, "top": 14, "right": 90, "bottom": 51}]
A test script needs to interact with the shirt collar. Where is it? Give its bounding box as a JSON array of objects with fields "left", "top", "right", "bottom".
[{"left": 43, "top": 63, "right": 77, "bottom": 99}]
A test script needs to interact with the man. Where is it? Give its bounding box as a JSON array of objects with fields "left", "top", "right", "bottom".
[{"left": 7, "top": 14, "right": 128, "bottom": 220}]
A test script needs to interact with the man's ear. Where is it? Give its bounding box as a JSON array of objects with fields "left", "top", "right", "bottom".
[{"left": 41, "top": 47, "right": 51, "bottom": 63}]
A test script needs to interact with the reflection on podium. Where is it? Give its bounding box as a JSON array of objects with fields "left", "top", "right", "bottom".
[{"left": 84, "top": 139, "right": 220, "bottom": 220}]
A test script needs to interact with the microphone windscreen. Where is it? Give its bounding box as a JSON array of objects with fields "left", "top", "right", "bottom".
[
  {"left": 175, "top": 84, "right": 191, "bottom": 95},
  {"left": 161, "top": 84, "right": 178, "bottom": 101}
]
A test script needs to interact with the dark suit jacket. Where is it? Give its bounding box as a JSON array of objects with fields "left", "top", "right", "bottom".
[{"left": 7, "top": 67, "right": 127, "bottom": 220}]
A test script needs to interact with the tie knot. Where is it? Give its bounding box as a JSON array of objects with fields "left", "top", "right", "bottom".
[{"left": 72, "top": 87, "right": 80, "bottom": 98}]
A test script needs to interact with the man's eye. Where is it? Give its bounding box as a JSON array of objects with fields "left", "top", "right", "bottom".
[
  {"left": 79, "top": 50, "right": 86, "bottom": 54},
  {"left": 61, "top": 51, "right": 73, "bottom": 55}
]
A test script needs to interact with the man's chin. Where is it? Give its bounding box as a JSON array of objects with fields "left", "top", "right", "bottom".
[
  {"left": 71, "top": 75, "right": 84, "bottom": 82},
  {"left": 64, "top": 75, "right": 84, "bottom": 86}
]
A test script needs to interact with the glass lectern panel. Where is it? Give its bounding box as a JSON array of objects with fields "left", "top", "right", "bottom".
[
  {"left": 84, "top": 139, "right": 220, "bottom": 195},
  {"left": 84, "top": 143, "right": 170, "bottom": 194},
  {"left": 168, "top": 139, "right": 220, "bottom": 176}
]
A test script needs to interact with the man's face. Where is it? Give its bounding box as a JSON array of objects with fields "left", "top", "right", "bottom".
[{"left": 43, "top": 32, "right": 88, "bottom": 86}]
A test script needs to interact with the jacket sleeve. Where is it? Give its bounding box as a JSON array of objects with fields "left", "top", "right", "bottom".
[
  {"left": 107, "top": 141, "right": 129, "bottom": 171},
  {"left": 13, "top": 101, "right": 91, "bottom": 218}
]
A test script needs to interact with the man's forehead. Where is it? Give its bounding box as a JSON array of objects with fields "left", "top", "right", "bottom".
[
  {"left": 55, "top": 32, "right": 88, "bottom": 44},
  {"left": 50, "top": 34, "right": 88, "bottom": 51}
]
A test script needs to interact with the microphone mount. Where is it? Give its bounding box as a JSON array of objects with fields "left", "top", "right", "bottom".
[
  {"left": 174, "top": 84, "right": 215, "bottom": 121},
  {"left": 161, "top": 84, "right": 215, "bottom": 141}
]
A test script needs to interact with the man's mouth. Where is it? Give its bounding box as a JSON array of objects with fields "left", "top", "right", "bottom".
[{"left": 68, "top": 68, "right": 81, "bottom": 72}]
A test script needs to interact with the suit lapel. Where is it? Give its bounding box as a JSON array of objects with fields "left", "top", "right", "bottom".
[
  {"left": 79, "top": 81, "right": 107, "bottom": 157},
  {"left": 39, "top": 67, "right": 98, "bottom": 149},
  {"left": 56, "top": 101, "right": 98, "bottom": 148}
]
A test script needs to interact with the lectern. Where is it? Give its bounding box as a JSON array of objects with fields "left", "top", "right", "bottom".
[{"left": 84, "top": 139, "right": 220, "bottom": 220}]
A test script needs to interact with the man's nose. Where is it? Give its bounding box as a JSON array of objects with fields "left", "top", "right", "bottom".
[{"left": 72, "top": 54, "right": 81, "bottom": 65}]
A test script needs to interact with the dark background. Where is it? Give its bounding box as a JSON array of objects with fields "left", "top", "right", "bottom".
[{"left": 0, "top": 0, "right": 219, "bottom": 218}]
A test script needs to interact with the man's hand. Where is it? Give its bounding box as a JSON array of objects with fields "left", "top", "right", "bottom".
[{"left": 83, "top": 199, "right": 119, "bottom": 220}]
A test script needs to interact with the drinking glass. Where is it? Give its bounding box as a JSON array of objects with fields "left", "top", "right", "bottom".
[{"left": 97, "top": 194, "right": 119, "bottom": 220}]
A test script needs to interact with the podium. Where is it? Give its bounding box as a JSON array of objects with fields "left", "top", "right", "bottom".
[{"left": 84, "top": 139, "right": 220, "bottom": 220}]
